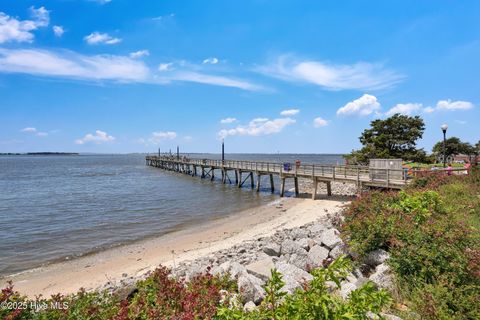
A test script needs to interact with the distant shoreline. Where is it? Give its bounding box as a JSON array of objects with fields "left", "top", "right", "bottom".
[{"left": 0, "top": 152, "right": 79, "bottom": 156}]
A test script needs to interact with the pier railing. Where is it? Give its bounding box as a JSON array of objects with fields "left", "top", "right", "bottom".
[{"left": 146, "top": 156, "right": 408, "bottom": 188}]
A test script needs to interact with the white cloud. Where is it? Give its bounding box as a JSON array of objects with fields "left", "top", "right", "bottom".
[
  {"left": 130, "top": 50, "right": 149, "bottom": 59},
  {"left": 0, "top": 6, "right": 50, "bottom": 44},
  {"left": 220, "top": 117, "right": 237, "bottom": 124},
  {"left": 21, "top": 127, "right": 48, "bottom": 137},
  {"left": 385, "top": 103, "right": 423, "bottom": 116},
  {"left": 160, "top": 71, "right": 263, "bottom": 91},
  {"left": 313, "top": 117, "right": 328, "bottom": 127},
  {"left": 423, "top": 106, "right": 435, "bottom": 114},
  {"left": 218, "top": 117, "right": 295, "bottom": 139},
  {"left": 21, "top": 127, "right": 37, "bottom": 133},
  {"left": 84, "top": 32, "right": 122, "bottom": 45},
  {"left": 75, "top": 130, "right": 115, "bottom": 145},
  {"left": 158, "top": 62, "right": 173, "bottom": 71},
  {"left": 149, "top": 131, "right": 177, "bottom": 144},
  {"left": 202, "top": 57, "right": 219, "bottom": 65},
  {"left": 53, "top": 25, "right": 65, "bottom": 37},
  {"left": 455, "top": 120, "right": 467, "bottom": 125},
  {"left": 258, "top": 55, "right": 404, "bottom": 91},
  {"left": 0, "top": 48, "right": 150, "bottom": 82},
  {"left": 436, "top": 99, "right": 474, "bottom": 111},
  {"left": 280, "top": 109, "right": 300, "bottom": 116},
  {"left": 337, "top": 94, "right": 381, "bottom": 117}
]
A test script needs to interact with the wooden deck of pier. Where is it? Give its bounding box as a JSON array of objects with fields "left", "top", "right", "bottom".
[{"left": 145, "top": 156, "right": 407, "bottom": 198}]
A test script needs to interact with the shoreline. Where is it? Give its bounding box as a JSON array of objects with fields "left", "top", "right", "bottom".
[{"left": 2, "top": 195, "right": 351, "bottom": 298}]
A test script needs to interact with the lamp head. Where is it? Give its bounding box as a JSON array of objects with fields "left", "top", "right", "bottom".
[{"left": 441, "top": 124, "right": 448, "bottom": 132}]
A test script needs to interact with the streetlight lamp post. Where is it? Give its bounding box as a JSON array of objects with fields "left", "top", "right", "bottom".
[{"left": 441, "top": 124, "right": 448, "bottom": 168}]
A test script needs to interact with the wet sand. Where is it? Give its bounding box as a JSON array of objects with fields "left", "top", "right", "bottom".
[{"left": 2, "top": 196, "right": 349, "bottom": 298}]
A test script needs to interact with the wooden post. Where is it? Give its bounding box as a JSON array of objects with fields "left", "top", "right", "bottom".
[
  {"left": 211, "top": 168, "right": 215, "bottom": 181},
  {"left": 250, "top": 172, "right": 254, "bottom": 189},
  {"left": 270, "top": 174, "right": 274, "bottom": 193},
  {"left": 256, "top": 173, "right": 261, "bottom": 192},
  {"left": 235, "top": 170, "right": 239, "bottom": 185},
  {"left": 201, "top": 166, "right": 205, "bottom": 178},
  {"left": 312, "top": 178, "right": 318, "bottom": 200},
  {"left": 238, "top": 171, "right": 242, "bottom": 187},
  {"left": 294, "top": 177, "right": 299, "bottom": 196},
  {"left": 326, "top": 181, "right": 332, "bottom": 196},
  {"left": 386, "top": 169, "right": 390, "bottom": 188},
  {"left": 280, "top": 177, "right": 286, "bottom": 197}
]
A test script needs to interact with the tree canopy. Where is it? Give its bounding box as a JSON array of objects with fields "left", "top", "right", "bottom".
[
  {"left": 345, "top": 114, "right": 426, "bottom": 164},
  {"left": 432, "top": 137, "right": 476, "bottom": 157}
]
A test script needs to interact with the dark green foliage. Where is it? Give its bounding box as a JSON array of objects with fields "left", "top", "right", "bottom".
[
  {"left": 341, "top": 169, "right": 480, "bottom": 319},
  {"left": 345, "top": 114, "right": 426, "bottom": 164},
  {"left": 432, "top": 136, "right": 477, "bottom": 157}
]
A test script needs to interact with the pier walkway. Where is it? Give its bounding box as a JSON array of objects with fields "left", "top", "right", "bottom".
[{"left": 145, "top": 156, "right": 407, "bottom": 198}]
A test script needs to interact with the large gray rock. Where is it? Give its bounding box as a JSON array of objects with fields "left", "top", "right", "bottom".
[
  {"left": 306, "top": 245, "right": 329, "bottom": 269},
  {"left": 329, "top": 243, "right": 348, "bottom": 259},
  {"left": 263, "top": 243, "right": 281, "bottom": 257},
  {"left": 281, "top": 239, "right": 307, "bottom": 256},
  {"left": 319, "top": 228, "right": 342, "bottom": 249},
  {"left": 246, "top": 257, "right": 275, "bottom": 282},
  {"left": 364, "top": 249, "right": 390, "bottom": 267},
  {"left": 211, "top": 261, "right": 247, "bottom": 280},
  {"left": 275, "top": 261, "right": 313, "bottom": 293},
  {"left": 308, "top": 224, "right": 326, "bottom": 236},
  {"left": 288, "top": 252, "right": 308, "bottom": 270},
  {"left": 237, "top": 273, "right": 265, "bottom": 304},
  {"left": 290, "top": 228, "right": 309, "bottom": 240},
  {"left": 369, "top": 263, "right": 394, "bottom": 290},
  {"left": 296, "top": 238, "right": 310, "bottom": 251},
  {"left": 339, "top": 281, "right": 357, "bottom": 299}
]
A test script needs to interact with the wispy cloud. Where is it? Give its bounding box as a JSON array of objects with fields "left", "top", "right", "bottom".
[
  {"left": 130, "top": 50, "right": 149, "bottom": 59},
  {"left": 385, "top": 103, "right": 423, "bottom": 116},
  {"left": 258, "top": 55, "right": 404, "bottom": 91},
  {"left": 75, "top": 130, "right": 115, "bottom": 145},
  {"left": 84, "top": 32, "right": 122, "bottom": 45},
  {"left": 149, "top": 131, "right": 177, "bottom": 144},
  {"left": 21, "top": 127, "right": 48, "bottom": 137},
  {"left": 436, "top": 99, "right": 474, "bottom": 111},
  {"left": 53, "top": 25, "right": 65, "bottom": 37},
  {"left": 337, "top": 94, "right": 381, "bottom": 117},
  {"left": 218, "top": 117, "right": 295, "bottom": 139},
  {"left": 313, "top": 117, "right": 328, "bottom": 127},
  {"left": 202, "top": 57, "right": 219, "bottom": 65},
  {"left": 0, "top": 48, "right": 150, "bottom": 82},
  {"left": 0, "top": 6, "right": 50, "bottom": 44},
  {"left": 220, "top": 117, "right": 237, "bottom": 124},
  {"left": 280, "top": 109, "right": 300, "bottom": 116}
]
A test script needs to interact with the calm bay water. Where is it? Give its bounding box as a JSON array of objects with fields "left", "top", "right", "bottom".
[{"left": 0, "top": 154, "right": 343, "bottom": 276}]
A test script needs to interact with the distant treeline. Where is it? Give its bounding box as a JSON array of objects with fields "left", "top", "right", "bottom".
[{"left": 0, "top": 152, "right": 79, "bottom": 156}]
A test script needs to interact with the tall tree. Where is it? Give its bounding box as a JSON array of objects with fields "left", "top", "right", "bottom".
[
  {"left": 345, "top": 114, "right": 426, "bottom": 164},
  {"left": 432, "top": 137, "right": 475, "bottom": 157}
]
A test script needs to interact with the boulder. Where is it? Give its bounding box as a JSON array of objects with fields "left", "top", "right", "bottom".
[
  {"left": 263, "top": 243, "right": 281, "bottom": 257},
  {"left": 306, "top": 245, "right": 329, "bottom": 269},
  {"left": 296, "top": 238, "right": 310, "bottom": 251},
  {"left": 246, "top": 257, "right": 275, "bottom": 282},
  {"left": 319, "top": 228, "right": 342, "bottom": 249},
  {"left": 329, "top": 243, "right": 348, "bottom": 259},
  {"left": 237, "top": 274, "right": 265, "bottom": 304},
  {"left": 339, "top": 281, "right": 357, "bottom": 299},
  {"left": 275, "top": 261, "right": 313, "bottom": 293},
  {"left": 308, "top": 224, "right": 326, "bottom": 236},
  {"left": 281, "top": 239, "right": 307, "bottom": 256},
  {"left": 369, "top": 263, "right": 394, "bottom": 290},
  {"left": 290, "top": 228, "right": 309, "bottom": 240},
  {"left": 243, "top": 301, "right": 257, "bottom": 312},
  {"left": 288, "top": 252, "right": 308, "bottom": 270},
  {"left": 364, "top": 249, "right": 390, "bottom": 267},
  {"left": 211, "top": 261, "right": 247, "bottom": 280}
]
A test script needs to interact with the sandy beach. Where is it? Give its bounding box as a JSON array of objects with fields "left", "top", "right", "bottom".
[{"left": 2, "top": 196, "right": 350, "bottom": 298}]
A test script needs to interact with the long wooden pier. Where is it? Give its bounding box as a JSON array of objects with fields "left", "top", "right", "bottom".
[{"left": 146, "top": 156, "right": 407, "bottom": 198}]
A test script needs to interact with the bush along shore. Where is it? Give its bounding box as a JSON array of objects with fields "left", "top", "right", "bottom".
[{"left": 2, "top": 169, "right": 479, "bottom": 319}]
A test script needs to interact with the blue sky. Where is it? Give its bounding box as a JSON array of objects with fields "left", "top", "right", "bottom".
[{"left": 0, "top": 0, "right": 479, "bottom": 154}]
